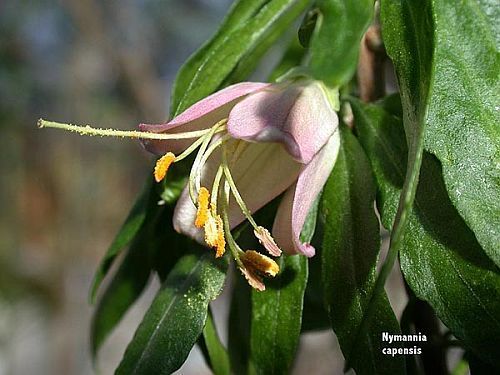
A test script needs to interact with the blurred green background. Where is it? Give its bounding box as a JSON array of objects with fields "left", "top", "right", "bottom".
[
  {"left": 0, "top": 1, "right": 376, "bottom": 374},
  {"left": 0, "top": 1, "right": 235, "bottom": 373}
]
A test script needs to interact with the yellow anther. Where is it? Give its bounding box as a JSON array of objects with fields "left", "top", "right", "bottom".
[
  {"left": 195, "top": 187, "right": 211, "bottom": 228},
  {"left": 203, "top": 213, "right": 226, "bottom": 258},
  {"left": 154, "top": 152, "right": 176, "bottom": 182},
  {"left": 240, "top": 250, "right": 279, "bottom": 278},
  {"left": 214, "top": 215, "right": 225, "bottom": 258},
  {"left": 204, "top": 213, "right": 219, "bottom": 247}
]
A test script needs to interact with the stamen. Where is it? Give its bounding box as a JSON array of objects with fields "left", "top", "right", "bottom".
[
  {"left": 220, "top": 181, "right": 245, "bottom": 269},
  {"left": 203, "top": 212, "right": 226, "bottom": 257},
  {"left": 204, "top": 214, "right": 219, "bottom": 247},
  {"left": 239, "top": 267, "right": 265, "bottom": 291},
  {"left": 221, "top": 144, "right": 282, "bottom": 257},
  {"left": 195, "top": 187, "right": 210, "bottom": 228},
  {"left": 189, "top": 119, "right": 228, "bottom": 204},
  {"left": 221, "top": 144, "right": 258, "bottom": 229},
  {"left": 214, "top": 215, "right": 225, "bottom": 258},
  {"left": 240, "top": 250, "right": 280, "bottom": 278},
  {"left": 154, "top": 152, "right": 176, "bottom": 182},
  {"left": 254, "top": 226, "right": 282, "bottom": 257},
  {"left": 194, "top": 134, "right": 231, "bottom": 193},
  {"left": 210, "top": 165, "right": 224, "bottom": 215},
  {"left": 38, "top": 119, "right": 215, "bottom": 140}
]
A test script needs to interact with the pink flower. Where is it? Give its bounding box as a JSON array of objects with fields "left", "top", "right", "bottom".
[
  {"left": 38, "top": 79, "right": 340, "bottom": 290},
  {"left": 140, "top": 79, "right": 340, "bottom": 266}
]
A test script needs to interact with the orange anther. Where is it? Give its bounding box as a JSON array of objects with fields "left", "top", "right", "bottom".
[
  {"left": 195, "top": 187, "right": 210, "bottom": 228},
  {"left": 154, "top": 152, "right": 176, "bottom": 182},
  {"left": 240, "top": 250, "right": 279, "bottom": 277}
]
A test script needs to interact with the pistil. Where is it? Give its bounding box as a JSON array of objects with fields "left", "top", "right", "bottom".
[{"left": 38, "top": 119, "right": 216, "bottom": 140}]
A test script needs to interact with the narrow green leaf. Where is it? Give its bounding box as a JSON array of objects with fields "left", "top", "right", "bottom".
[
  {"left": 91, "top": 202, "right": 186, "bottom": 358},
  {"left": 228, "top": 273, "right": 253, "bottom": 375},
  {"left": 91, "top": 165, "right": 189, "bottom": 357},
  {"left": 170, "top": 0, "right": 269, "bottom": 116},
  {"left": 301, "top": 250, "right": 330, "bottom": 332},
  {"left": 300, "top": 194, "right": 330, "bottom": 332},
  {"left": 422, "top": 0, "right": 500, "bottom": 266},
  {"left": 172, "top": 0, "right": 311, "bottom": 116},
  {"left": 353, "top": 99, "right": 500, "bottom": 369},
  {"left": 321, "top": 126, "right": 405, "bottom": 375},
  {"left": 222, "top": 20, "right": 298, "bottom": 86},
  {"left": 344, "top": 1, "right": 435, "bottom": 362},
  {"left": 309, "top": 0, "right": 373, "bottom": 87},
  {"left": 89, "top": 180, "right": 151, "bottom": 303},
  {"left": 250, "top": 254, "right": 308, "bottom": 375},
  {"left": 116, "top": 251, "right": 228, "bottom": 374},
  {"left": 91, "top": 231, "right": 152, "bottom": 359},
  {"left": 200, "top": 308, "right": 231, "bottom": 375},
  {"left": 380, "top": 0, "right": 434, "bottom": 255}
]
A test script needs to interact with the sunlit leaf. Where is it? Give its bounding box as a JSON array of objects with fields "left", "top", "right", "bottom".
[
  {"left": 421, "top": 0, "right": 500, "bottom": 266},
  {"left": 116, "top": 251, "right": 228, "bottom": 374},
  {"left": 170, "top": 0, "right": 269, "bottom": 116},
  {"left": 309, "top": 0, "right": 373, "bottom": 86},
  {"left": 352, "top": 98, "right": 500, "bottom": 369},
  {"left": 171, "top": 0, "right": 311, "bottom": 116}
]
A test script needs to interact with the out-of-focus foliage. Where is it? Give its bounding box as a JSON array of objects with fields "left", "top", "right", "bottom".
[{"left": 4, "top": 0, "right": 499, "bottom": 374}]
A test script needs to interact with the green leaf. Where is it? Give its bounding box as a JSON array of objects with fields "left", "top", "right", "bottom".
[
  {"left": 170, "top": 0, "right": 269, "bottom": 116},
  {"left": 421, "top": 0, "right": 500, "bottom": 266},
  {"left": 222, "top": 4, "right": 310, "bottom": 85},
  {"left": 90, "top": 230, "right": 152, "bottom": 359},
  {"left": 228, "top": 273, "right": 253, "bottom": 375},
  {"left": 352, "top": 99, "right": 500, "bottom": 369},
  {"left": 116, "top": 251, "right": 228, "bottom": 374},
  {"left": 346, "top": 1, "right": 436, "bottom": 362},
  {"left": 309, "top": 0, "right": 373, "bottom": 87},
  {"left": 380, "top": 0, "right": 434, "bottom": 248},
  {"left": 301, "top": 250, "right": 330, "bottom": 332},
  {"left": 89, "top": 180, "right": 151, "bottom": 303},
  {"left": 91, "top": 165, "right": 189, "bottom": 357},
  {"left": 320, "top": 126, "right": 405, "bottom": 375},
  {"left": 171, "top": 0, "right": 311, "bottom": 116},
  {"left": 200, "top": 308, "right": 231, "bottom": 375},
  {"left": 91, "top": 200, "right": 186, "bottom": 358},
  {"left": 250, "top": 254, "right": 308, "bottom": 375}
]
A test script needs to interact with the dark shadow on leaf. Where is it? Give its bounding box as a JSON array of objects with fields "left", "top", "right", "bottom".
[
  {"left": 266, "top": 260, "right": 298, "bottom": 290},
  {"left": 413, "top": 153, "right": 498, "bottom": 273}
]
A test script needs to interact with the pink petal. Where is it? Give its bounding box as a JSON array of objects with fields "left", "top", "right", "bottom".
[
  {"left": 140, "top": 82, "right": 269, "bottom": 155},
  {"left": 225, "top": 141, "right": 302, "bottom": 228},
  {"left": 272, "top": 130, "right": 340, "bottom": 256},
  {"left": 172, "top": 140, "right": 302, "bottom": 243},
  {"left": 227, "top": 81, "right": 338, "bottom": 164}
]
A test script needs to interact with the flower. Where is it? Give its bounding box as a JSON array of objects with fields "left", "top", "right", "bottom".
[
  {"left": 139, "top": 79, "right": 340, "bottom": 287},
  {"left": 38, "top": 79, "right": 340, "bottom": 291}
]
